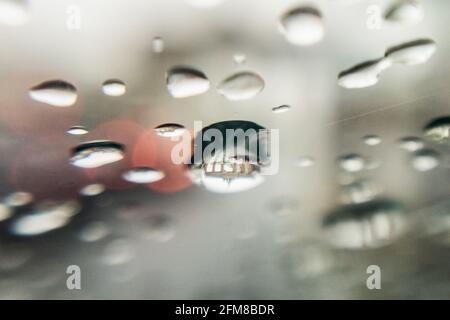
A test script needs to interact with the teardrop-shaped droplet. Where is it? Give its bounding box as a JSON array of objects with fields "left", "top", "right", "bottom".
[
  {"left": 338, "top": 154, "right": 366, "bottom": 172},
  {"left": 399, "top": 136, "right": 424, "bottom": 152},
  {"left": 122, "top": 167, "right": 165, "bottom": 184},
  {"left": 29, "top": 80, "right": 77, "bottom": 107},
  {"left": 80, "top": 183, "right": 105, "bottom": 196},
  {"left": 154, "top": 123, "right": 185, "bottom": 137},
  {"left": 217, "top": 71, "right": 265, "bottom": 101},
  {"left": 384, "top": 0, "right": 423, "bottom": 24},
  {"left": 166, "top": 66, "right": 210, "bottom": 98},
  {"left": 70, "top": 140, "right": 125, "bottom": 169},
  {"left": 66, "top": 125, "right": 88, "bottom": 136},
  {"left": 410, "top": 149, "right": 440, "bottom": 172},
  {"left": 385, "top": 39, "right": 436, "bottom": 65},
  {"left": 363, "top": 134, "right": 381, "bottom": 146},
  {"left": 278, "top": 6, "right": 324, "bottom": 46},
  {"left": 272, "top": 104, "right": 291, "bottom": 114},
  {"left": 424, "top": 116, "right": 450, "bottom": 144},
  {"left": 0, "top": 0, "right": 28, "bottom": 26},
  {"left": 151, "top": 36, "right": 164, "bottom": 53},
  {"left": 102, "top": 79, "right": 126, "bottom": 96},
  {"left": 338, "top": 59, "right": 389, "bottom": 89}
]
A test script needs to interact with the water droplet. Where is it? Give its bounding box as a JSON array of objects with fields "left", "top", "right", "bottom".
[
  {"left": 411, "top": 149, "right": 440, "bottom": 172},
  {"left": 384, "top": 0, "right": 423, "bottom": 24},
  {"left": 141, "top": 214, "right": 175, "bottom": 242},
  {"left": 338, "top": 59, "right": 388, "bottom": 89},
  {"left": 3, "top": 191, "right": 33, "bottom": 207},
  {"left": 278, "top": 6, "right": 324, "bottom": 46},
  {"left": 29, "top": 80, "right": 77, "bottom": 107},
  {"left": 0, "top": 0, "right": 28, "bottom": 26},
  {"left": 363, "top": 134, "right": 381, "bottom": 146},
  {"left": 11, "top": 200, "right": 80, "bottom": 236},
  {"left": 79, "top": 221, "right": 110, "bottom": 242},
  {"left": 151, "top": 36, "right": 164, "bottom": 53},
  {"left": 154, "top": 123, "right": 185, "bottom": 137},
  {"left": 322, "top": 199, "right": 407, "bottom": 249},
  {"left": 102, "top": 79, "right": 126, "bottom": 96},
  {"left": 217, "top": 71, "right": 265, "bottom": 101},
  {"left": 122, "top": 167, "right": 165, "bottom": 184},
  {"left": 424, "top": 116, "right": 450, "bottom": 144},
  {"left": 338, "top": 154, "right": 366, "bottom": 172},
  {"left": 66, "top": 125, "right": 88, "bottom": 136},
  {"left": 399, "top": 136, "right": 424, "bottom": 152},
  {"left": 233, "top": 53, "right": 246, "bottom": 65},
  {"left": 166, "top": 66, "right": 210, "bottom": 98},
  {"left": 272, "top": 104, "right": 291, "bottom": 114},
  {"left": 70, "top": 140, "right": 125, "bottom": 169},
  {"left": 80, "top": 183, "right": 105, "bottom": 196},
  {"left": 385, "top": 38, "right": 436, "bottom": 65},
  {"left": 102, "top": 238, "right": 134, "bottom": 265},
  {"left": 0, "top": 203, "right": 12, "bottom": 222},
  {"left": 295, "top": 156, "right": 315, "bottom": 168},
  {"left": 340, "top": 178, "right": 381, "bottom": 205}
]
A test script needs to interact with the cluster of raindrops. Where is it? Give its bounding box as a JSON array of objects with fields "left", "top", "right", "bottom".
[{"left": 338, "top": 38, "right": 436, "bottom": 89}]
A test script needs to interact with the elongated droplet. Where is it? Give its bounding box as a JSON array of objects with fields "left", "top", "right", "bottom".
[
  {"left": 424, "top": 117, "right": 450, "bottom": 144},
  {"left": 122, "top": 167, "right": 165, "bottom": 184},
  {"left": 217, "top": 71, "right": 265, "bottom": 101},
  {"left": 411, "top": 149, "right": 440, "bottom": 172},
  {"left": 338, "top": 59, "right": 389, "bottom": 89},
  {"left": 385, "top": 39, "right": 436, "bottom": 65},
  {"left": 151, "top": 36, "right": 164, "bottom": 53},
  {"left": 102, "top": 79, "right": 126, "bottom": 96},
  {"left": 272, "top": 104, "right": 291, "bottom": 114},
  {"left": 278, "top": 6, "right": 324, "bottom": 46},
  {"left": 67, "top": 125, "right": 88, "bottom": 136},
  {"left": 29, "top": 80, "right": 77, "bottom": 107},
  {"left": 70, "top": 140, "right": 125, "bottom": 169},
  {"left": 154, "top": 123, "right": 185, "bottom": 137},
  {"left": 363, "top": 134, "right": 381, "bottom": 146},
  {"left": 384, "top": 0, "right": 423, "bottom": 24},
  {"left": 399, "top": 136, "right": 424, "bottom": 152},
  {"left": 166, "top": 66, "right": 210, "bottom": 98},
  {"left": 0, "top": 0, "right": 28, "bottom": 26}
]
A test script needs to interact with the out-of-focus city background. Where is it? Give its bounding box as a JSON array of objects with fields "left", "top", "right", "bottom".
[{"left": 0, "top": 0, "right": 449, "bottom": 299}]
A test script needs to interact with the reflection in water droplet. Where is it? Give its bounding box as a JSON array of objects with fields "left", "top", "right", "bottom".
[
  {"left": 385, "top": 39, "right": 436, "bottom": 65},
  {"left": 272, "top": 104, "right": 291, "bottom": 114},
  {"left": 66, "top": 125, "right": 88, "bottom": 136},
  {"left": 217, "top": 71, "right": 265, "bottom": 101},
  {"left": 3, "top": 191, "right": 33, "bottom": 207},
  {"left": 295, "top": 156, "right": 315, "bottom": 168},
  {"left": 363, "top": 135, "right": 381, "bottom": 146},
  {"left": 11, "top": 200, "right": 81, "bottom": 236},
  {"left": 278, "top": 6, "right": 324, "bottom": 46},
  {"left": 70, "top": 140, "right": 125, "bottom": 169},
  {"left": 340, "top": 178, "right": 380, "bottom": 205},
  {"left": 0, "top": 203, "right": 12, "bottom": 222},
  {"left": 122, "top": 167, "right": 165, "bottom": 184},
  {"left": 322, "top": 199, "right": 407, "bottom": 249},
  {"left": 338, "top": 154, "right": 365, "bottom": 172},
  {"left": 102, "top": 79, "right": 126, "bottom": 96},
  {"left": 338, "top": 59, "right": 388, "bottom": 89},
  {"left": 233, "top": 53, "right": 246, "bottom": 65},
  {"left": 399, "top": 136, "right": 424, "bottom": 152},
  {"left": 424, "top": 117, "right": 450, "bottom": 144},
  {"left": 154, "top": 123, "right": 185, "bottom": 137},
  {"left": 0, "top": 0, "right": 28, "bottom": 26},
  {"left": 151, "top": 36, "right": 164, "bottom": 53},
  {"left": 102, "top": 239, "right": 134, "bottom": 265},
  {"left": 79, "top": 221, "right": 110, "bottom": 242},
  {"left": 411, "top": 149, "right": 440, "bottom": 172},
  {"left": 141, "top": 214, "right": 175, "bottom": 242},
  {"left": 80, "top": 183, "right": 105, "bottom": 196},
  {"left": 166, "top": 66, "right": 210, "bottom": 98},
  {"left": 384, "top": 0, "right": 423, "bottom": 24},
  {"left": 29, "top": 80, "right": 77, "bottom": 107}
]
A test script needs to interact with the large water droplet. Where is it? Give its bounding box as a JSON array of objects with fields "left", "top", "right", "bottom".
[
  {"left": 122, "top": 167, "right": 165, "bottom": 184},
  {"left": 399, "top": 136, "right": 424, "bottom": 152},
  {"left": 151, "top": 36, "right": 164, "bottom": 53},
  {"left": 29, "top": 80, "right": 77, "bottom": 107},
  {"left": 217, "top": 71, "right": 265, "bottom": 101},
  {"left": 278, "top": 6, "right": 324, "bottom": 46},
  {"left": 424, "top": 117, "right": 450, "bottom": 144},
  {"left": 66, "top": 125, "right": 88, "bottom": 136},
  {"left": 166, "top": 66, "right": 210, "bottom": 98},
  {"left": 338, "top": 59, "right": 389, "bottom": 89},
  {"left": 384, "top": 0, "right": 423, "bottom": 24},
  {"left": 102, "top": 79, "right": 126, "bottom": 96},
  {"left": 272, "top": 104, "right": 291, "bottom": 114},
  {"left": 154, "top": 123, "right": 185, "bottom": 138},
  {"left": 411, "top": 149, "right": 440, "bottom": 172},
  {"left": 70, "top": 140, "right": 125, "bottom": 169},
  {"left": 0, "top": 0, "right": 28, "bottom": 26},
  {"left": 385, "top": 39, "right": 436, "bottom": 65},
  {"left": 338, "top": 154, "right": 366, "bottom": 172}
]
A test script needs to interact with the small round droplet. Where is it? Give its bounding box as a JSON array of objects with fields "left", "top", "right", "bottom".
[
  {"left": 102, "top": 79, "right": 126, "bottom": 96},
  {"left": 217, "top": 71, "right": 265, "bottom": 101},
  {"left": 80, "top": 183, "right": 105, "bottom": 196},
  {"left": 411, "top": 149, "right": 440, "bottom": 172},
  {"left": 384, "top": 0, "right": 423, "bottom": 24},
  {"left": 0, "top": 203, "right": 12, "bottom": 222},
  {"left": 29, "top": 80, "right": 77, "bottom": 107},
  {"left": 3, "top": 191, "right": 33, "bottom": 207},
  {"left": 154, "top": 123, "right": 185, "bottom": 138},
  {"left": 122, "top": 167, "right": 165, "bottom": 184},
  {"left": 0, "top": 0, "right": 28, "bottom": 26},
  {"left": 399, "top": 136, "right": 424, "bottom": 152},
  {"left": 166, "top": 66, "right": 210, "bottom": 98},
  {"left": 338, "top": 59, "right": 389, "bottom": 89},
  {"left": 79, "top": 221, "right": 110, "bottom": 242},
  {"left": 363, "top": 134, "right": 381, "bottom": 146},
  {"left": 272, "top": 104, "right": 291, "bottom": 114},
  {"left": 424, "top": 117, "right": 450, "bottom": 144},
  {"left": 70, "top": 140, "right": 125, "bottom": 169},
  {"left": 295, "top": 156, "right": 315, "bottom": 168},
  {"left": 385, "top": 39, "right": 436, "bottom": 65},
  {"left": 151, "top": 36, "right": 164, "bottom": 53},
  {"left": 278, "top": 6, "right": 324, "bottom": 46},
  {"left": 66, "top": 125, "right": 88, "bottom": 136},
  {"left": 338, "top": 154, "right": 366, "bottom": 173},
  {"left": 233, "top": 53, "right": 246, "bottom": 65}
]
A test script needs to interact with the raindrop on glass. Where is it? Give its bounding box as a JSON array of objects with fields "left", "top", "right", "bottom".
[
  {"left": 363, "top": 134, "right": 381, "bottom": 146},
  {"left": 399, "top": 136, "right": 424, "bottom": 152},
  {"left": 424, "top": 117, "right": 450, "bottom": 144},
  {"left": 384, "top": 0, "right": 423, "bottom": 24},
  {"left": 166, "top": 66, "right": 210, "bottom": 98},
  {"left": 79, "top": 221, "right": 110, "bottom": 242},
  {"left": 151, "top": 36, "right": 164, "bottom": 53},
  {"left": 102, "top": 79, "right": 126, "bottom": 96},
  {"left": 384, "top": 38, "right": 436, "bottom": 65},
  {"left": 410, "top": 149, "right": 440, "bottom": 172},
  {"left": 122, "top": 167, "right": 165, "bottom": 184},
  {"left": 0, "top": 203, "right": 12, "bottom": 222},
  {"left": 141, "top": 214, "right": 175, "bottom": 242},
  {"left": 338, "top": 154, "right": 366, "bottom": 172},
  {"left": 3, "top": 191, "right": 33, "bottom": 207},
  {"left": 70, "top": 140, "right": 125, "bottom": 169},
  {"left": 340, "top": 178, "right": 381, "bottom": 205},
  {"left": 66, "top": 125, "right": 88, "bottom": 136},
  {"left": 278, "top": 6, "right": 324, "bottom": 46},
  {"left": 295, "top": 156, "right": 315, "bottom": 168},
  {"left": 233, "top": 53, "right": 246, "bottom": 65},
  {"left": 80, "top": 183, "right": 105, "bottom": 196},
  {"left": 29, "top": 80, "right": 77, "bottom": 107},
  {"left": 338, "top": 59, "right": 389, "bottom": 89},
  {"left": 154, "top": 123, "right": 185, "bottom": 138},
  {"left": 217, "top": 71, "right": 265, "bottom": 101},
  {"left": 101, "top": 239, "right": 134, "bottom": 266},
  {"left": 272, "top": 104, "right": 291, "bottom": 114}
]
